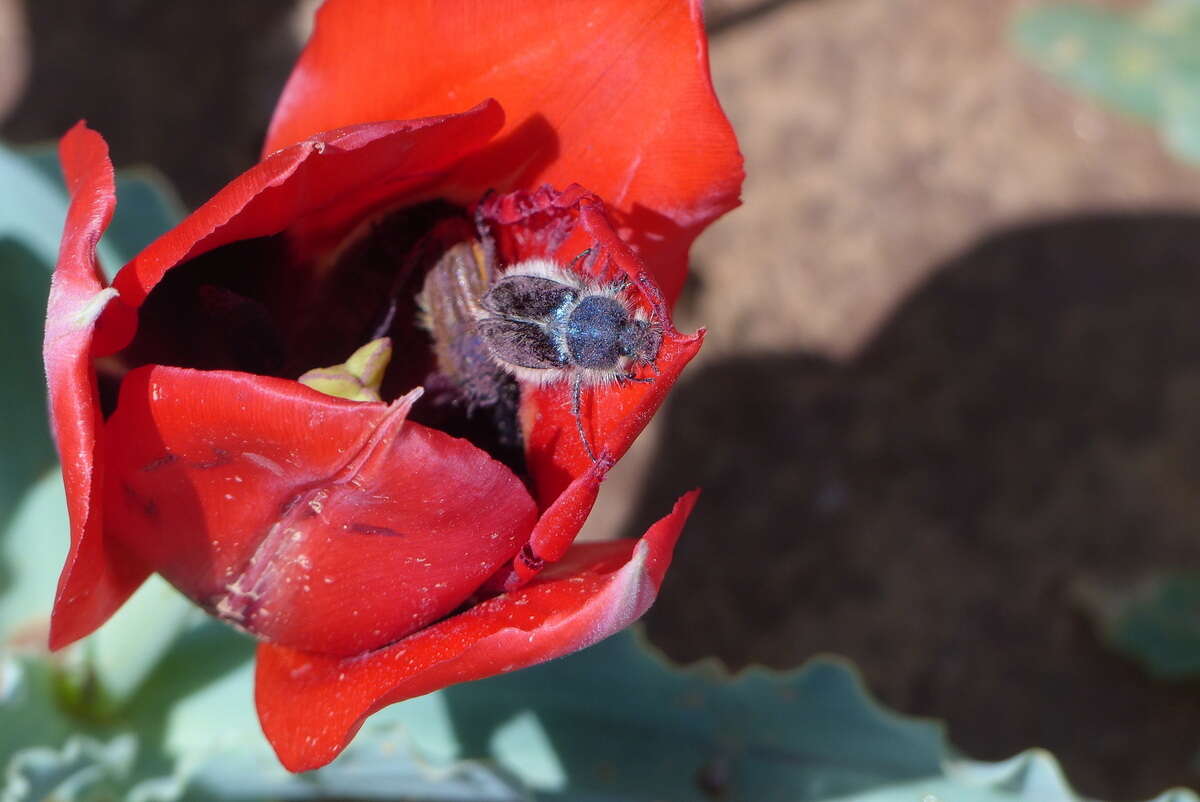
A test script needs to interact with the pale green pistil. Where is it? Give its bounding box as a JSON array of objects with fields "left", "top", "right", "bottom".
[{"left": 298, "top": 337, "right": 393, "bottom": 402}]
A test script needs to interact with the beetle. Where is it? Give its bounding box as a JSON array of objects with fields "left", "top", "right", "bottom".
[{"left": 475, "top": 253, "right": 662, "bottom": 461}]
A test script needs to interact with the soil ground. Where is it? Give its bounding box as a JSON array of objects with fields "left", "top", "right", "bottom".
[{"left": 7, "top": 0, "right": 1200, "bottom": 798}]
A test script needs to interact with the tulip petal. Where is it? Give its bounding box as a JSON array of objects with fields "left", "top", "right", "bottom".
[
  {"left": 104, "top": 366, "right": 538, "bottom": 655},
  {"left": 255, "top": 489, "right": 697, "bottom": 772},
  {"left": 480, "top": 187, "right": 705, "bottom": 501},
  {"left": 530, "top": 197, "right": 707, "bottom": 490},
  {"left": 523, "top": 329, "right": 703, "bottom": 503},
  {"left": 505, "top": 456, "right": 610, "bottom": 589},
  {"left": 266, "top": 0, "right": 743, "bottom": 302},
  {"left": 44, "top": 122, "right": 149, "bottom": 649},
  {"left": 110, "top": 101, "right": 505, "bottom": 313}
]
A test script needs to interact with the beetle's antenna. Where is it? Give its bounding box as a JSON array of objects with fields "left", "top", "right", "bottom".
[
  {"left": 473, "top": 188, "right": 497, "bottom": 233},
  {"left": 571, "top": 373, "right": 597, "bottom": 462},
  {"left": 370, "top": 298, "right": 397, "bottom": 340},
  {"left": 567, "top": 247, "right": 592, "bottom": 274}
]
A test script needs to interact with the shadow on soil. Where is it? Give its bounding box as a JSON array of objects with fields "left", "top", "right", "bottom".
[{"left": 629, "top": 212, "right": 1200, "bottom": 800}]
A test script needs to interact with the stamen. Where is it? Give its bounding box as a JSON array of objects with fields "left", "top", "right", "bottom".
[{"left": 298, "top": 337, "right": 393, "bottom": 402}]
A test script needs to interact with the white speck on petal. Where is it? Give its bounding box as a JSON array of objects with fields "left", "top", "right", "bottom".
[{"left": 244, "top": 453, "right": 285, "bottom": 476}]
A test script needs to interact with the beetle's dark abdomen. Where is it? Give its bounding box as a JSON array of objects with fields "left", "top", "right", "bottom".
[
  {"left": 418, "top": 242, "right": 506, "bottom": 409},
  {"left": 478, "top": 318, "right": 568, "bottom": 369},
  {"left": 482, "top": 275, "right": 577, "bottom": 321},
  {"left": 565, "top": 295, "right": 627, "bottom": 369}
]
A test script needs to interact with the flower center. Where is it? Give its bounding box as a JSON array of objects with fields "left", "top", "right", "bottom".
[{"left": 115, "top": 200, "right": 526, "bottom": 475}]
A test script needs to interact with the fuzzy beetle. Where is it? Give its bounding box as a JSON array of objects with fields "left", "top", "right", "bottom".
[{"left": 476, "top": 254, "right": 661, "bottom": 460}]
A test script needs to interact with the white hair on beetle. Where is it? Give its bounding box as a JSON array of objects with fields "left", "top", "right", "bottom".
[
  {"left": 474, "top": 253, "right": 663, "bottom": 460},
  {"left": 477, "top": 257, "right": 654, "bottom": 387}
]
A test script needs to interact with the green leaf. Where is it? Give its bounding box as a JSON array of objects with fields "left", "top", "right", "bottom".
[
  {"left": 1077, "top": 572, "right": 1200, "bottom": 678},
  {"left": 0, "top": 143, "right": 74, "bottom": 268},
  {"left": 0, "top": 241, "right": 57, "bottom": 530},
  {"left": 0, "top": 468, "right": 200, "bottom": 712},
  {"left": 5, "top": 619, "right": 1198, "bottom": 801},
  {"left": 0, "top": 471, "right": 70, "bottom": 644},
  {"left": 443, "top": 630, "right": 1196, "bottom": 801},
  {"left": 105, "top": 168, "right": 185, "bottom": 268},
  {"left": 16, "top": 142, "right": 183, "bottom": 273},
  {"left": 1013, "top": 0, "right": 1200, "bottom": 165},
  {"left": 818, "top": 751, "right": 1198, "bottom": 802},
  {"left": 2, "top": 733, "right": 136, "bottom": 802},
  {"left": 0, "top": 657, "right": 78, "bottom": 766},
  {"left": 0, "top": 142, "right": 125, "bottom": 276},
  {"left": 0, "top": 145, "right": 75, "bottom": 525},
  {"left": 143, "top": 624, "right": 528, "bottom": 801},
  {"left": 445, "top": 633, "right": 942, "bottom": 801},
  {"left": 1, "top": 621, "right": 529, "bottom": 801},
  {"left": 82, "top": 577, "right": 201, "bottom": 712}
]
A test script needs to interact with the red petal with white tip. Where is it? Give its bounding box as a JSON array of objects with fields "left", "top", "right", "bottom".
[
  {"left": 44, "top": 122, "right": 148, "bottom": 649},
  {"left": 256, "top": 490, "right": 697, "bottom": 771}
]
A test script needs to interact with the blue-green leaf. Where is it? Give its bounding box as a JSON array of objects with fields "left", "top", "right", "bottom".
[
  {"left": 16, "top": 142, "right": 183, "bottom": 272},
  {"left": 105, "top": 168, "right": 185, "bottom": 268},
  {"left": 0, "top": 241, "right": 57, "bottom": 529},
  {"left": 503, "top": 643, "right": 935, "bottom": 800},
  {"left": 445, "top": 633, "right": 943, "bottom": 801},
  {"left": 0, "top": 658, "right": 77, "bottom": 767},
  {"left": 4, "top": 620, "right": 1196, "bottom": 801},
  {"left": 1078, "top": 572, "right": 1200, "bottom": 678},
  {"left": 1014, "top": 0, "right": 1200, "bottom": 165},
  {"left": 2, "top": 733, "right": 136, "bottom": 802},
  {"left": 0, "top": 144, "right": 75, "bottom": 268},
  {"left": 0, "top": 471, "right": 69, "bottom": 645},
  {"left": 444, "top": 631, "right": 1194, "bottom": 801}
]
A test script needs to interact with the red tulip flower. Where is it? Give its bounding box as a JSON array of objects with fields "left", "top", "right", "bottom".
[{"left": 44, "top": 0, "right": 742, "bottom": 771}]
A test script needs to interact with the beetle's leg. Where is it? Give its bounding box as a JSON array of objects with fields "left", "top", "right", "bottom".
[
  {"left": 369, "top": 298, "right": 397, "bottom": 340},
  {"left": 567, "top": 247, "right": 593, "bottom": 273},
  {"left": 572, "top": 373, "right": 598, "bottom": 462}
]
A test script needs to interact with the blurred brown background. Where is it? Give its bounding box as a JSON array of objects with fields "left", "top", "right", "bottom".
[{"left": 5, "top": 0, "right": 1200, "bottom": 797}]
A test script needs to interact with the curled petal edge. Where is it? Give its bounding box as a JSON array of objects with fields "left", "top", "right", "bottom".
[
  {"left": 500, "top": 454, "right": 612, "bottom": 591},
  {"left": 265, "top": 0, "right": 744, "bottom": 301},
  {"left": 255, "top": 489, "right": 699, "bottom": 772},
  {"left": 109, "top": 100, "right": 505, "bottom": 315},
  {"left": 45, "top": 122, "right": 149, "bottom": 649}
]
